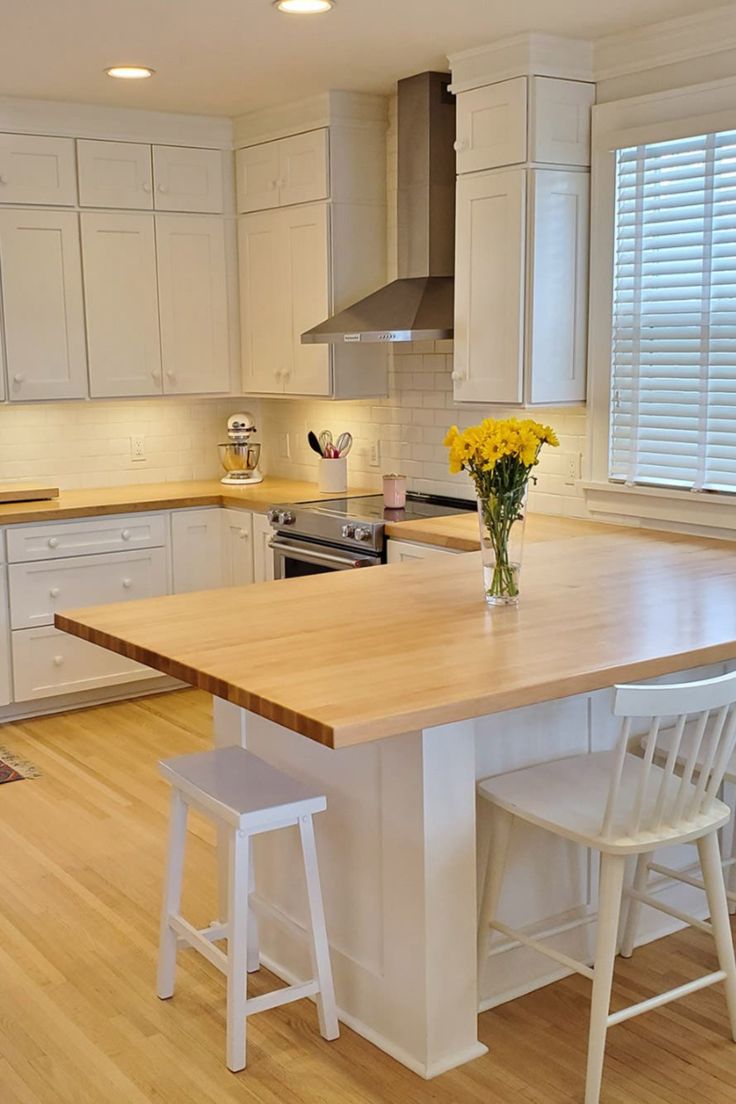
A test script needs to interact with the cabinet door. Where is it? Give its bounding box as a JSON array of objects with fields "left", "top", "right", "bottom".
[
  {"left": 81, "top": 212, "right": 162, "bottom": 397},
  {"left": 0, "top": 134, "right": 77, "bottom": 206},
  {"left": 238, "top": 209, "right": 286, "bottom": 393},
  {"left": 171, "top": 508, "right": 224, "bottom": 593},
  {"left": 527, "top": 170, "right": 589, "bottom": 404},
  {"left": 455, "top": 79, "right": 527, "bottom": 174},
  {"left": 453, "top": 169, "right": 525, "bottom": 405},
  {"left": 278, "top": 130, "right": 329, "bottom": 208},
  {"left": 530, "top": 78, "right": 594, "bottom": 168},
  {"left": 252, "top": 513, "right": 275, "bottom": 583},
  {"left": 156, "top": 214, "right": 230, "bottom": 394},
  {"left": 221, "top": 509, "right": 254, "bottom": 586},
  {"left": 77, "top": 139, "right": 153, "bottom": 209},
  {"left": 153, "top": 146, "right": 224, "bottom": 213},
  {"left": 0, "top": 208, "right": 88, "bottom": 401},
  {"left": 0, "top": 567, "right": 10, "bottom": 706},
  {"left": 236, "top": 142, "right": 281, "bottom": 213},
  {"left": 12, "top": 626, "right": 155, "bottom": 702},
  {"left": 282, "top": 202, "right": 331, "bottom": 396}
]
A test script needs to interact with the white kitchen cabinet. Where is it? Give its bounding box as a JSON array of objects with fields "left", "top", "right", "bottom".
[
  {"left": 453, "top": 169, "right": 526, "bottom": 405},
  {"left": 0, "top": 208, "right": 88, "bottom": 401},
  {"left": 386, "top": 539, "right": 462, "bottom": 564},
  {"left": 0, "top": 564, "right": 10, "bottom": 707},
  {"left": 0, "top": 133, "right": 77, "bottom": 206},
  {"left": 77, "top": 139, "right": 153, "bottom": 209},
  {"left": 454, "top": 78, "right": 527, "bottom": 174},
  {"left": 171, "top": 508, "right": 225, "bottom": 593},
  {"left": 7, "top": 513, "right": 167, "bottom": 562},
  {"left": 252, "top": 512, "right": 275, "bottom": 583},
  {"left": 529, "top": 77, "right": 595, "bottom": 167},
  {"left": 236, "top": 129, "right": 328, "bottom": 213},
  {"left": 81, "top": 212, "right": 162, "bottom": 398},
  {"left": 152, "top": 145, "right": 224, "bottom": 213},
  {"left": 238, "top": 208, "right": 284, "bottom": 392},
  {"left": 527, "top": 170, "right": 589, "bottom": 404},
  {"left": 156, "top": 214, "right": 230, "bottom": 394},
  {"left": 12, "top": 626, "right": 154, "bottom": 702},
  {"left": 221, "top": 509, "right": 254, "bottom": 587}
]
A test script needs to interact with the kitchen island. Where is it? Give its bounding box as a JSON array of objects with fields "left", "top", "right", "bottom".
[{"left": 56, "top": 521, "right": 736, "bottom": 1078}]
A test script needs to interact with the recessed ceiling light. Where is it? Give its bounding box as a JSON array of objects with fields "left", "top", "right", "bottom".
[
  {"left": 105, "top": 65, "right": 155, "bottom": 80},
  {"left": 273, "top": 0, "right": 334, "bottom": 13}
]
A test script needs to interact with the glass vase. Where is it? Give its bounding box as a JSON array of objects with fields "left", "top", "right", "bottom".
[{"left": 477, "top": 488, "right": 528, "bottom": 606}]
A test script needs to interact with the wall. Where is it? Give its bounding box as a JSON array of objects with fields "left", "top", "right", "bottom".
[
  {"left": 260, "top": 94, "right": 590, "bottom": 517},
  {"left": 0, "top": 396, "right": 246, "bottom": 489}
]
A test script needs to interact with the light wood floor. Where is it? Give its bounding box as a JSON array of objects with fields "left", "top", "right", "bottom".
[{"left": 1, "top": 689, "right": 736, "bottom": 1104}]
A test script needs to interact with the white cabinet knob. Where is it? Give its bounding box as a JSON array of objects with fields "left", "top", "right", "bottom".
[
  {"left": 53, "top": 655, "right": 64, "bottom": 668},
  {"left": 13, "top": 374, "right": 24, "bottom": 385},
  {"left": 166, "top": 369, "right": 175, "bottom": 380},
  {"left": 453, "top": 139, "right": 468, "bottom": 153},
  {"left": 0, "top": 174, "right": 7, "bottom": 185},
  {"left": 239, "top": 529, "right": 249, "bottom": 540},
  {"left": 151, "top": 369, "right": 161, "bottom": 381},
  {"left": 121, "top": 529, "right": 131, "bottom": 541},
  {"left": 157, "top": 184, "right": 168, "bottom": 193},
  {"left": 49, "top": 586, "right": 60, "bottom": 599},
  {"left": 268, "top": 180, "right": 278, "bottom": 190},
  {"left": 47, "top": 537, "right": 59, "bottom": 549},
  {"left": 142, "top": 180, "right": 152, "bottom": 193},
  {"left": 451, "top": 369, "right": 466, "bottom": 382},
  {"left": 122, "top": 577, "right": 132, "bottom": 589}
]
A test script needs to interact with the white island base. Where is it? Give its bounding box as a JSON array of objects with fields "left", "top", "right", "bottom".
[{"left": 213, "top": 663, "right": 732, "bottom": 1079}]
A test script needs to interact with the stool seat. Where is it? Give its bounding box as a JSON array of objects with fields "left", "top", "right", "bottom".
[{"left": 159, "top": 746, "right": 326, "bottom": 828}]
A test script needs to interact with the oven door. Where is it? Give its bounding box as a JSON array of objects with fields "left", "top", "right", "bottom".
[{"left": 271, "top": 536, "right": 378, "bottom": 579}]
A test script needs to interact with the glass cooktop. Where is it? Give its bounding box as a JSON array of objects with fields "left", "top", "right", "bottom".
[{"left": 303, "top": 492, "right": 475, "bottom": 523}]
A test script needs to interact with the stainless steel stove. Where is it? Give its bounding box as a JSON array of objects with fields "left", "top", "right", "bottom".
[{"left": 267, "top": 493, "right": 475, "bottom": 577}]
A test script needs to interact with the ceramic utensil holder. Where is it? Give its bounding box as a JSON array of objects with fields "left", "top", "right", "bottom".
[{"left": 319, "top": 456, "right": 348, "bottom": 493}]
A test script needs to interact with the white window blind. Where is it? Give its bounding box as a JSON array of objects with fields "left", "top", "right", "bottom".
[{"left": 610, "top": 130, "right": 736, "bottom": 493}]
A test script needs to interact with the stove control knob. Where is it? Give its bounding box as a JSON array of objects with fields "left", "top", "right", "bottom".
[
  {"left": 341, "top": 523, "right": 355, "bottom": 539},
  {"left": 280, "top": 511, "right": 295, "bottom": 526},
  {"left": 353, "top": 526, "right": 372, "bottom": 542},
  {"left": 266, "top": 508, "right": 280, "bottom": 525}
]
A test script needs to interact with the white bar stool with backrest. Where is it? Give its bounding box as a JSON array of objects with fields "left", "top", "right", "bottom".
[
  {"left": 477, "top": 670, "right": 736, "bottom": 1104},
  {"left": 157, "top": 745, "right": 340, "bottom": 1072}
]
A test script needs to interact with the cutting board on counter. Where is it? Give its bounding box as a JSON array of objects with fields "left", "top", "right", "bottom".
[{"left": 0, "top": 484, "right": 59, "bottom": 504}]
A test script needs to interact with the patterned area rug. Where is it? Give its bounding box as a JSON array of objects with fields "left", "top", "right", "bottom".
[{"left": 0, "top": 746, "right": 39, "bottom": 785}]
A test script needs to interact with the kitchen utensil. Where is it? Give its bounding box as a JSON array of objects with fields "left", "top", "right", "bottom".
[
  {"left": 318, "top": 430, "right": 333, "bottom": 456},
  {"left": 335, "top": 432, "right": 353, "bottom": 458},
  {"left": 218, "top": 412, "right": 264, "bottom": 485},
  {"left": 307, "top": 431, "right": 323, "bottom": 456}
]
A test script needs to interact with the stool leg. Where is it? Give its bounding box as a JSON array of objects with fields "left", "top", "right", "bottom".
[
  {"left": 298, "top": 814, "right": 339, "bottom": 1041},
  {"left": 619, "top": 850, "right": 652, "bottom": 959},
  {"left": 477, "top": 806, "right": 513, "bottom": 971},
  {"left": 157, "top": 790, "right": 188, "bottom": 1000},
  {"left": 726, "top": 784, "right": 736, "bottom": 915},
  {"left": 247, "top": 837, "right": 260, "bottom": 974},
  {"left": 698, "top": 830, "right": 736, "bottom": 1041},
  {"left": 226, "top": 828, "right": 250, "bottom": 1072},
  {"left": 585, "top": 853, "right": 626, "bottom": 1104}
]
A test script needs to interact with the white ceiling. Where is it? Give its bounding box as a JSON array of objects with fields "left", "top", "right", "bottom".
[{"left": 0, "top": 0, "right": 728, "bottom": 117}]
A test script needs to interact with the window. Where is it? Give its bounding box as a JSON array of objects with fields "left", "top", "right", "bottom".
[{"left": 610, "top": 130, "right": 736, "bottom": 494}]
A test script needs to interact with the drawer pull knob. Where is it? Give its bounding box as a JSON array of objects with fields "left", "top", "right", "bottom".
[
  {"left": 239, "top": 529, "right": 249, "bottom": 539},
  {"left": 49, "top": 586, "right": 60, "bottom": 599},
  {"left": 47, "top": 537, "right": 59, "bottom": 549},
  {"left": 121, "top": 529, "right": 132, "bottom": 541},
  {"left": 122, "top": 578, "right": 132, "bottom": 589},
  {"left": 142, "top": 180, "right": 152, "bottom": 193},
  {"left": 53, "top": 655, "right": 64, "bottom": 667},
  {"left": 13, "top": 373, "right": 24, "bottom": 385},
  {"left": 451, "top": 369, "right": 466, "bottom": 382}
]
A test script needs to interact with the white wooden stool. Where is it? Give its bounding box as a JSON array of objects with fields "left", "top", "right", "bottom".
[
  {"left": 477, "top": 670, "right": 736, "bottom": 1104},
  {"left": 157, "top": 745, "right": 340, "bottom": 1072}
]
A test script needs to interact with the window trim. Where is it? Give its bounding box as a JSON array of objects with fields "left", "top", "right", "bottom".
[{"left": 586, "top": 75, "right": 736, "bottom": 531}]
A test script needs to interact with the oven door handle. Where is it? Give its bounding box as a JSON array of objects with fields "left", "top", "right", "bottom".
[{"left": 269, "top": 538, "right": 375, "bottom": 570}]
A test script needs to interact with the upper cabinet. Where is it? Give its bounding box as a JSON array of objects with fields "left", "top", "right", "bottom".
[
  {"left": 0, "top": 134, "right": 77, "bottom": 206},
  {"left": 236, "top": 129, "right": 328, "bottom": 213},
  {"left": 234, "top": 92, "right": 389, "bottom": 399},
  {"left": 450, "top": 51, "right": 594, "bottom": 406},
  {"left": 152, "top": 146, "right": 225, "bottom": 213},
  {"left": 0, "top": 208, "right": 88, "bottom": 401},
  {"left": 77, "top": 139, "right": 225, "bottom": 213}
]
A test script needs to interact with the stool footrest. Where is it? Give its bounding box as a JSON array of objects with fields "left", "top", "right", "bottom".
[
  {"left": 648, "top": 860, "right": 736, "bottom": 905},
  {"left": 170, "top": 916, "right": 228, "bottom": 974},
  {"left": 625, "top": 887, "right": 713, "bottom": 935},
  {"left": 607, "top": 970, "right": 726, "bottom": 1027},
  {"left": 490, "top": 919, "right": 595, "bottom": 981},
  {"left": 246, "top": 979, "right": 319, "bottom": 1017}
]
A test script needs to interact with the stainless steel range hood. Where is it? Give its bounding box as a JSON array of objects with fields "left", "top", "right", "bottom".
[{"left": 302, "top": 71, "right": 456, "bottom": 345}]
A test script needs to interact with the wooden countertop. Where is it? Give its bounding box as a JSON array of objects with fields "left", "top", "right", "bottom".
[
  {"left": 384, "top": 511, "right": 608, "bottom": 551},
  {"left": 0, "top": 478, "right": 372, "bottom": 526},
  {"left": 57, "top": 520, "right": 736, "bottom": 750}
]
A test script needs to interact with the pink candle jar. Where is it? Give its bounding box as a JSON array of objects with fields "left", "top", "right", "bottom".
[{"left": 383, "top": 474, "right": 407, "bottom": 509}]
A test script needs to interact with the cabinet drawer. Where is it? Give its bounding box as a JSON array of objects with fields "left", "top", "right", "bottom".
[
  {"left": 9, "top": 547, "right": 169, "bottom": 630},
  {"left": 12, "top": 626, "right": 157, "bottom": 702},
  {"left": 7, "top": 513, "right": 167, "bottom": 563}
]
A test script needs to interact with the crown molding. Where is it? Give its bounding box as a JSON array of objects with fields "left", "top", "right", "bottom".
[
  {"left": 232, "top": 90, "right": 388, "bottom": 149},
  {"left": 594, "top": 3, "right": 736, "bottom": 81},
  {"left": 448, "top": 32, "right": 594, "bottom": 94}
]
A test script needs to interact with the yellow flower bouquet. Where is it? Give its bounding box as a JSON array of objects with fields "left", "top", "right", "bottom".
[{"left": 444, "top": 417, "right": 559, "bottom": 604}]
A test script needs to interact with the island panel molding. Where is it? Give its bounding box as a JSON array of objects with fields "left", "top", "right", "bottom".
[{"left": 57, "top": 525, "right": 736, "bottom": 748}]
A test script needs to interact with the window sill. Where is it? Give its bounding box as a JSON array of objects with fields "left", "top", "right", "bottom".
[{"left": 582, "top": 481, "right": 736, "bottom": 536}]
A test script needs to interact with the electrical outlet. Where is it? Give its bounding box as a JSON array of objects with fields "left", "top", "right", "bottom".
[
  {"left": 369, "top": 440, "right": 381, "bottom": 468},
  {"left": 565, "top": 452, "right": 580, "bottom": 486},
  {"left": 131, "top": 434, "right": 146, "bottom": 462},
  {"left": 280, "top": 432, "right": 292, "bottom": 461}
]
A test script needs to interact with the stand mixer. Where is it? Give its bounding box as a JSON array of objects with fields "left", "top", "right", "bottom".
[{"left": 218, "top": 412, "right": 263, "bottom": 485}]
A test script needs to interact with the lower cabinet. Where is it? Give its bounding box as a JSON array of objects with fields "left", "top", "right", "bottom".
[
  {"left": 11, "top": 626, "right": 154, "bottom": 702},
  {"left": 252, "top": 512, "right": 275, "bottom": 582},
  {"left": 170, "top": 508, "right": 225, "bottom": 593},
  {"left": 386, "top": 539, "right": 463, "bottom": 564},
  {"left": 0, "top": 566, "right": 10, "bottom": 707},
  {"left": 222, "top": 508, "right": 254, "bottom": 586}
]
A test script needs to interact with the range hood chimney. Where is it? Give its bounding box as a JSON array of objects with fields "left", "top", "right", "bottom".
[{"left": 302, "top": 71, "right": 456, "bottom": 345}]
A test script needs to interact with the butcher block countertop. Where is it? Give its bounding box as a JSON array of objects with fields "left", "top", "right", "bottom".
[
  {"left": 57, "top": 521, "right": 736, "bottom": 749},
  {"left": 0, "top": 478, "right": 372, "bottom": 526},
  {"left": 384, "top": 511, "right": 609, "bottom": 551}
]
